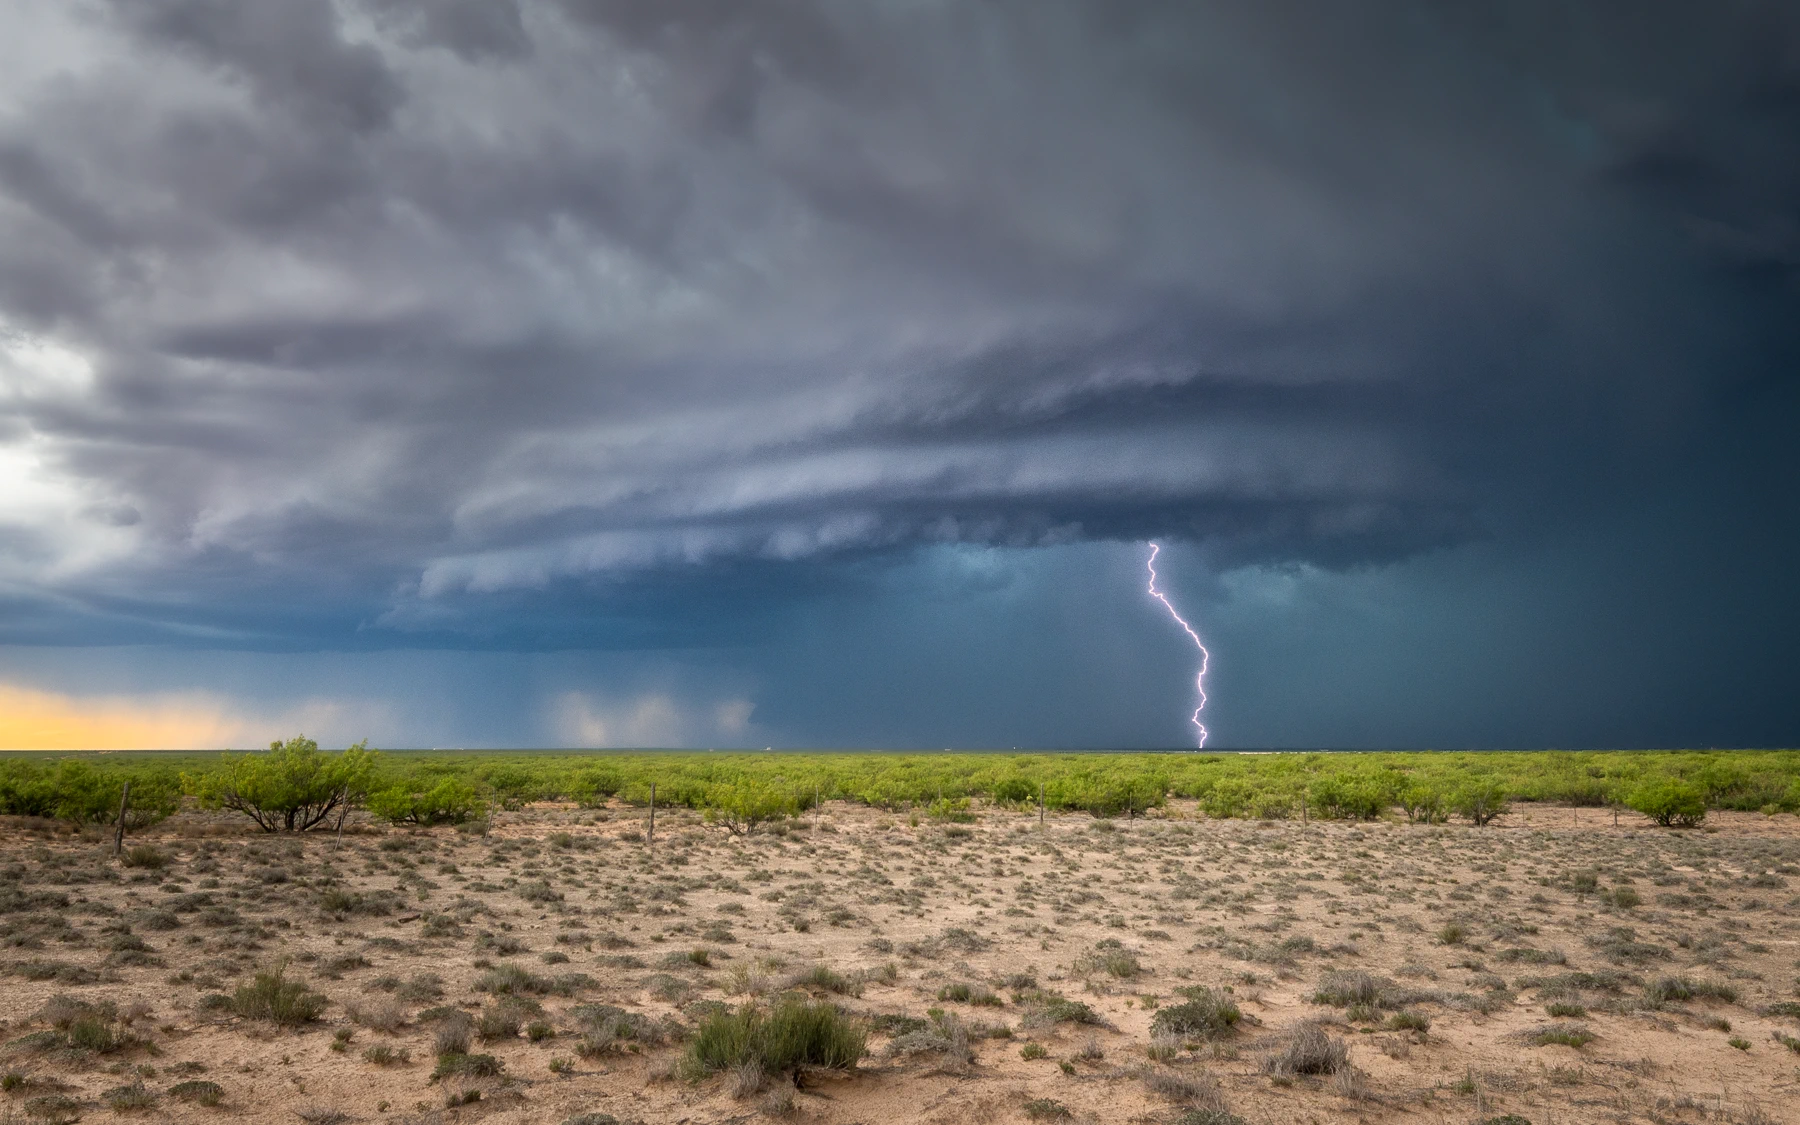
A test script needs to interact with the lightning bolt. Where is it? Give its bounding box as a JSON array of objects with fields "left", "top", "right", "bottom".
[{"left": 1146, "top": 541, "right": 1210, "bottom": 748}]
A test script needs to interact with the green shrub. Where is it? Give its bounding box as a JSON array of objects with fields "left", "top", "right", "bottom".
[
  {"left": 991, "top": 776, "right": 1036, "bottom": 806},
  {"left": 1625, "top": 780, "right": 1706, "bottom": 828},
  {"left": 368, "top": 779, "right": 486, "bottom": 826},
  {"left": 229, "top": 964, "right": 327, "bottom": 1026},
  {"left": 568, "top": 767, "right": 624, "bottom": 807},
  {"left": 686, "top": 998, "right": 865, "bottom": 1080},
  {"left": 27, "top": 759, "right": 180, "bottom": 829},
  {"left": 1308, "top": 775, "right": 1394, "bottom": 820},
  {"left": 431, "top": 1052, "right": 502, "bottom": 1081},
  {"left": 1531, "top": 1023, "right": 1594, "bottom": 1048},
  {"left": 927, "top": 797, "right": 975, "bottom": 822},
  {"left": 1397, "top": 784, "right": 1448, "bottom": 824}
]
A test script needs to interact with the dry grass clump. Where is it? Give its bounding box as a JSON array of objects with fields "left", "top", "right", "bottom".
[
  {"left": 1643, "top": 975, "right": 1738, "bottom": 1005},
  {"left": 168, "top": 1080, "right": 224, "bottom": 1106},
  {"left": 23, "top": 996, "right": 149, "bottom": 1056},
  {"left": 884, "top": 1010, "right": 975, "bottom": 1074},
  {"left": 346, "top": 997, "right": 407, "bottom": 1033},
  {"left": 1312, "top": 971, "right": 1402, "bottom": 1010},
  {"left": 1263, "top": 1020, "right": 1349, "bottom": 1077},
  {"left": 102, "top": 1080, "right": 158, "bottom": 1111},
  {"left": 1017, "top": 991, "right": 1107, "bottom": 1028},
  {"left": 1076, "top": 940, "right": 1143, "bottom": 979},
  {"left": 120, "top": 845, "right": 170, "bottom": 870},
  {"left": 474, "top": 961, "right": 594, "bottom": 998},
  {"left": 1022, "top": 1098, "right": 1071, "bottom": 1119},
  {"left": 361, "top": 1044, "right": 411, "bottom": 1066},
  {"left": 780, "top": 963, "right": 863, "bottom": 997},
  {"left": 1142, "top": 1067, "right": 1226, "bottom": 1106},
  {"left": 572, "top": 1003, "right": 657, "bottom": 1057},
  {"left": 1151, "top": 987, "right": 1241, "bottom": 1040},
  {"left": 478, "top": 995, "right": 543, "bottom": 1041},
  {"left": 429, "top": 1009, "right": 475, "bottom": 1056}
]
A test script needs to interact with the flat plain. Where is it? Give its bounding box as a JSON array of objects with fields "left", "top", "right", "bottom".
[{"left": 2, "top": 800, "right": 1798, "bottom": 1125}]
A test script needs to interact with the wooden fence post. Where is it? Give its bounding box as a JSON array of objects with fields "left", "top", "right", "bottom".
[
  {"left": 1038, "top": 781, "right": 1045, "bottom": 831},
  {"left": 648, "top": 783, "right": 656, "bottom": 854},
  {"left": 112, "top": 783, "right": 131, "bottom": 857}
]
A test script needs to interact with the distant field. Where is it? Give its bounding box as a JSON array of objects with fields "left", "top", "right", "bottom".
[{"left": 3, "top": 747, "right": 1797, "bottom": 830}]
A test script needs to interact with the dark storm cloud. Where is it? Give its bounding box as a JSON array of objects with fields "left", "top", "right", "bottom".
[{"left": 0, "top": 0, "right": 1795, "bottom": 647}]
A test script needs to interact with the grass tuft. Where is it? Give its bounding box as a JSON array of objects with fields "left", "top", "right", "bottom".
[
  {"left": 686, "top": 997, "right": 865, "bottom": 1081},
  {"left": 230, "top": 964, "right": 326, "bottom": 1026}
]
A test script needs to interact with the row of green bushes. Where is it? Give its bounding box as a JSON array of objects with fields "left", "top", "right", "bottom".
[{"left": 0, "top": 744, "right": 1793, "bottom": 834}]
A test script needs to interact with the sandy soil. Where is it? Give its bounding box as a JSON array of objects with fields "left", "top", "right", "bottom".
[{"left": 2, "top": 799, "right": 1798, "bottom": 1125}]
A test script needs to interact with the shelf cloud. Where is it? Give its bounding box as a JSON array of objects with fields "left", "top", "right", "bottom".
[{"left": 0, "top": 1, "right": 1795, "bottom": 745}]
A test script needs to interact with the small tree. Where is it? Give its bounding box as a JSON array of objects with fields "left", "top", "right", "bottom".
[
  {"left": 1451, "top": 779, "right": 1509, "bottom": 826},
  {"left": 702, "top": 781, "right": 796, "bottom": 835},
  {"left": 188, "top": 736, "right": 376, "bottom": 832},
  {"left": 1625, "top": 779, "right": 1706, "bottom": 828},
  {"left": 1310, "top": 775, "right": 1395, "bottom": 821},
  {"left": 1397, "top": 782, "right": 1448, "bottom": 824}
]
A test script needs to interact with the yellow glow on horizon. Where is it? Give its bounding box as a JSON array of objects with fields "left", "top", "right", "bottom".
[{"left": 0, "top": 683, "right": 252, "bottom": 750}]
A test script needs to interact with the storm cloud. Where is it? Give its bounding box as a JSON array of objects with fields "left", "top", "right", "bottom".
[{"left": 0, "top": 1, "right": 1796, "bottom": 745}]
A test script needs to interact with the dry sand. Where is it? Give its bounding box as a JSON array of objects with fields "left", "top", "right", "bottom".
[{"left": 2, "top": 799, "right": 1797, "bottom": 1125}]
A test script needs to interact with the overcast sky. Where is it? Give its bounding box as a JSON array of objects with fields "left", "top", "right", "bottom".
[{"left": 0, "top": 0, "right": 1795, "bottom": 749}]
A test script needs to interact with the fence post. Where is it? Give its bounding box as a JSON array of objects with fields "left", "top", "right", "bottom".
[
  {"left": 648, "top": 783, "right": 656, "bottom": 854},
  {"left": 1038, "top": 781, "right": 1045, "bottom": 831},
  {"left": 112, "top": 782, "right": 131, "bottom": 857}
]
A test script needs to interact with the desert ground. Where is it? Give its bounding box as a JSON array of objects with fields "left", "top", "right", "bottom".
[{"left": 2, "top": 800, "right": 1797, "bottom": 1125}]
